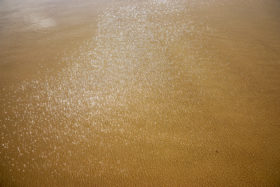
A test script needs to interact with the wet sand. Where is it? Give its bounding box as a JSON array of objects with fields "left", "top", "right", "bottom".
[{"left": 1, "top": 0, "right": 280, "bottom": 186}]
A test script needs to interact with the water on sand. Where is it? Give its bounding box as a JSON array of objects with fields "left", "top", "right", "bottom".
[{"left": 1, "top": 0, "right": 280, "bottom": 186}]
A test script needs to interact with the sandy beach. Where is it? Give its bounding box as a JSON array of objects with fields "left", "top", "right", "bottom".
[{"left": 1, "top": 0, "right": 280, "bottom": 186}]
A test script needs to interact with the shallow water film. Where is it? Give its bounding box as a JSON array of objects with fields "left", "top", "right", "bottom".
[{"left": 1, "top": 0, "right": 280, "bottom": 186}]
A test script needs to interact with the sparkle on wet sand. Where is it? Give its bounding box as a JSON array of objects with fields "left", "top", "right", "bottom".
[{"left": 1, "top": 0, "right": 280, "bottom": 186}]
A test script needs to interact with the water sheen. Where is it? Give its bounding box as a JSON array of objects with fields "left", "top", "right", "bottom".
[{"left": 1, "top": 0, "right": 280, "bottom": 186}]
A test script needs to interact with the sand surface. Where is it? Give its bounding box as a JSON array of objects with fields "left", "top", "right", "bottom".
[{"left": 1, "top": 0, "right": 280, "bottom": 186}]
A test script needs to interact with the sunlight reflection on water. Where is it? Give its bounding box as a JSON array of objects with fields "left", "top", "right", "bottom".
[{"left": 1, "top": 0, "right": 280, "bottom": 186}]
